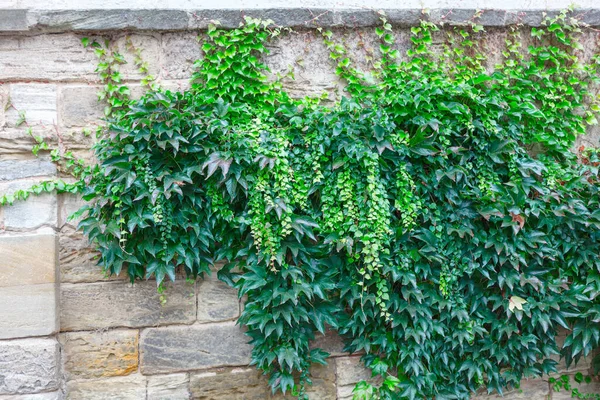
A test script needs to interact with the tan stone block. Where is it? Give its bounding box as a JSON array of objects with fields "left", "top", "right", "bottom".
[
  {"left": 271, "top": 362, "right": 337, "bottom": 400},
  {"left": 0, "top": 179, "right": 58, "bottom": 229},
  {"left": 161, "top": 33, "right": 202, "bottom": 80},
  {"left": 189, "top": 368, "right": 270, "bottom": 400},
  {"left": 0, "top": 283, "right": 58, "bottom": 339},
  {"left": 336, "top": 356, "right": 382, "bottom": 400},
  {"left": 60, "top": 329, "right": 139, "bottom": 380},
  {"left": 66, "top": 374, "right": 146, "bottom": 400},
  {"left": 60, "top": 280, "right": 196, "bottom": 331},
  {"left": 147, "top": 373, "right": 190, "bottom": 400},
  {"left": 0, "top": 232, "right": 57, "bottom": 287}
]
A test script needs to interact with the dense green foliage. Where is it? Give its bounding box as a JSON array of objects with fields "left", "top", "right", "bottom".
[{"left": 4, "top": 10, "right": 600, "bottom": 399}]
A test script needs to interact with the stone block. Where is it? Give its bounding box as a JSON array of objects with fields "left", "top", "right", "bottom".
[
  {"left": 196, "top": 273, "right": 239, "bottom": 323},
  {"left": 0, "top": 34, "right": 96, "bottom": 82},
  {"left": 0, "top": 179, "right": 58, "bottom": 229},
  {"left": 271, "top": 362, "right": 337, "bottom": 400},
  {"left": 5, "top": 84, "right": 57, "bottom": 126},
  {"left": 0, "top": 10, "right": 27, "bottom": 32},
  {"left": 0, "top": 128, "right": 55, "bottom": 156},
  {"left": 140, "top": 322, "right": 252, "bottom": 374},
  {"left": 0, "top": 338, "right": 59, "bottom": 395},
  {"left": 310, "top": 329, "right": 346, "bottom": 357},
  {"left": 189, "top": 368, "right": 270, "bottom": 400},
  {"left": 58, "top": 85, "right": 104, "bottom": 128},
  {"left": 0, "top": 159, "right": 57, "bottom": 182},
  {"left": 0, "top": 283, "right": 58, "bottom": 339},
  {"left": 0, "top": 85, "right": 8, "bottom": 127},
  {"left": 161, "top": 33, "right": 202, "bottom": 80},
  {"left": 0, "top": 232, "right": 57, "bottom": 287},
  {"left": 147, "top": 373, "right": 190, "bottom": 400},
  {"left": 113, "top": 35, "right": 161, "bottom": 82},
  {"left": 472, "top": 378, "right": 550, "bottom": 399},
  {"left": 60, "top": 329, "right": 139, "bottom": 380},
  {"left": 336, "top": 356, "right": 381, "bottom": 400},
  {"left": 59, "top": 225, "right": 120, "bottom": 284},
  {"left": 66, "top": 374, "right": 146, "bottom": 400},
  {"left": 60, "top": 280, "right": 196, "bottom": 331},
  {"left": 0, "top": 392, "right": 62, "bottom": 400}
]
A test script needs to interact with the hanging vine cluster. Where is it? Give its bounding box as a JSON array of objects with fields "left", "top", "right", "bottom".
[{"left": 4, "top": 10, "right": 600, "bottom": 400}]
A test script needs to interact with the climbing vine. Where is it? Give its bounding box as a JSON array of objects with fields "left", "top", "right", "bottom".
[{"left": 4, "top": 9, "right": 600, "bottom": 399}]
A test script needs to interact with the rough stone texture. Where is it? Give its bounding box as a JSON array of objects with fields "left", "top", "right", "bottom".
[
  {"left": 0, "top": 10, "right": 27, "bottom": 31},
  {"left": 0, "top": 393, "right": 62, "bottom": 400},
  {"left": 60, "top": 280, "right": 196, "bottom": 331},
  {"left": 272, "top": 362, "right": 337, "bottom": 400},
  {"left": 336, "top": 356, "right": 382, "bottom": 400},
  {"left": 160, "top": 33, "right": 202, "bottom": 80},
  {"left": 57, "top": 85, "right": 104, "bottom": 128},
  {"left": 0, "top": 283, "right": 58, "bottom": 339},
  {"left": 472, "top": 379, "right": 550, "bottom": 399},
  {"left": 0, "top": 159, "right": 57, "bottom": 182},
  {"left": 196, "top": 273, "right": 239, "bottom": 323},
  {"left": 0, "top": 128, "right": 56, "bottom": 156},
  {"left": 0, "top": 85, "right": 9, "bottom": 127},
  {"left": 0, "top": 232, "right": 57, "bottom": 287},
  {"left": 0, "top": 34, "right": 96, "bottom": 82},
  {"left": 0, "top": 338, "right": 59, "bottom": 395},
  {"left": 0, "top": 179, "right": 58, "bottom": 230},
  {"left": 551, "top": 375, "right": 600, "bottom": 399},
  {"left": 114, "top": 35, "right": 161, "bottom": 82},
  {"left": 59, "top": 225, "right": 120, "bottom": 284},
  {"left": 60, "top": 329, "right": 139, "bottom": 380},
  {"left": 65, "top": 374, "right": 146, "bottom": 400},
  {"left": 147, "top": 373, "right": 190, "bottom": 400},
  {"left": 310, "top": 329, "right": 346, "bottom": 357},
  {"left": 141, "top": 322, "right": 252, "bottom": 374},
  {"left": 5, "top": 84, "right": 57, "bottom": 126},
  {"left": 189, "top": 368, "right": 270, "bottom": 400}
]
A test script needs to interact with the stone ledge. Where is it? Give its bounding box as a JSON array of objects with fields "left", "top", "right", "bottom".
[{"left": 0, "top": 6, "right": 599, "bottom": 32}]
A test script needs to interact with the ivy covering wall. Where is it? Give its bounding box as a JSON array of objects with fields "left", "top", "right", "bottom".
[{"left": 3, "top": 9, "right": 600, "bottom": 400}]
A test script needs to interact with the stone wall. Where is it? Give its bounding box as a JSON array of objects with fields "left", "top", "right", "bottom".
[{"left": 1, "top": 2, "right": 600, "bottom": 399}]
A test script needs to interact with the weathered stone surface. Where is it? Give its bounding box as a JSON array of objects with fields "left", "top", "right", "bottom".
[
  {"left": 147, "top": 373, "right": 190, "bottom": 400},
  {"left": 0, "top": 180, "right": 58, "bottom": 229},
  {"left": 0, "top": 34, "right": 96, "bottom": 82},
  {"left": 66, "top": 374, "right": 146, "bottom": 400},
  {"left": 196, "top": 273, "right": 239, "bottom": 323},
  {"left": 472, "top": 379, "right": 550, "bottom": 399},
  {"left": 310, "top": 329, "right": 346, "bottom": 357},
  {"left": 141, "top": 322, "right": 252, "bottom": 374},
  {"left": 5, "top": 84, "right": 57, "bottom": 126},
  {"left": 0, "top": 392, "right": 62, "bottom": 400},
  {"left": 0, "top": 10, "right": 27, "bottom": 32},
  {"left": 60, "top": 280, "right": 196, "bottom": 331},
  {"left": 0, "top": 232, "right": 57, "bottom": 287},
  {"left": 0, "top": 128, "right": 55, "bottom": 156},
  {"left": 0, "top": 159, "right": 57, "bottom": 182},
  {"left": 57, "top": 85, "right": 103, "bottom": 127},
  {"left": 0, "top": 338, "right": 59, "bottom": 395},
  {"left": 336, "top": 356, "right": 381, "bottom": 400},
  {"left": 0, "top": 283, "right": 58, "bottom": 339},
  {"left": 114, "top": 35, "right": 161, "bottom": 82},
  {"left": 189, "top": 367, "right": 270, "bottom": 400},
  {"left": 271, "top": 362, "right": 337, "bottom": 400},
  {"left": 0, "top": 85, "right": 8, "bottom": 127},
  {"left": 161, "top": 33, "right": 202, "bottom": 80},
  {"left": 59, "top": 225, "right": 120, "bottom": 284},
  {"left": 60, "top": 329, "right": 139, "bottom": 380}
]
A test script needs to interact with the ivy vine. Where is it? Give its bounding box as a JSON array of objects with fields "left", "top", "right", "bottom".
[{"left": 4, "top": 10, "right": 600, "bottom": 400}]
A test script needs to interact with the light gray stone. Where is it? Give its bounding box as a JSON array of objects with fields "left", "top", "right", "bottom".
[
  {"left": 0, "top": 34, "right": 96, "bottom": 82},
  {"left": 0, "top": 283, "right": 58, "bottom": 339},
  {"left": 113, "top": 35, "right": 161, "bottom": 82},
  {"left": 147, "top": 373, "right": 190, "bottom": 400},
  {"left": 57, "top": 85, "right": 103, "bottom": 128},
  {"left": 0, "top": 179, "right": 58, "bottom": 229},
  {"left": 0, "top": 392, "right": 62, "bottom": 400},
  {"left": 0, "top": 232, "right": 57, "bottom": 287},
  {"left": 336, "top": 356, "right": 381, "bottom": 400},
  {"left": 59, "top": 329, "right": 139, "bottom": 380},
  {"left": 161, "top": 33, "right": 202, "bottom": 80},
  {"left": 140, "top": 322, "right": 252, "bottom": 374},
  {"left": 5, "top": 84, "right": 57, "bottom": 126},
  {"left": 66, "top": 374, "right": 146, "bottom": 400},
  {"left": 0, "top": 159, "right": 56, "bottom": 182},
  {"left": 0, "top": 338, "right": 59, "bottom": 395},
  {"left": 0, "top": 85, "right": 8, "bottom": 127},
  {"left": 0, "top": 128, "right": 55, "bottom": 156},
  {"left": 0, "top": 10, "right": 27, "bottom": 32},
  {"left": 60, "top": 280, "right": 196, "bottom": 331},
  {"left": 196, "top": 274, "right": 239, "bottom": 323}
]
